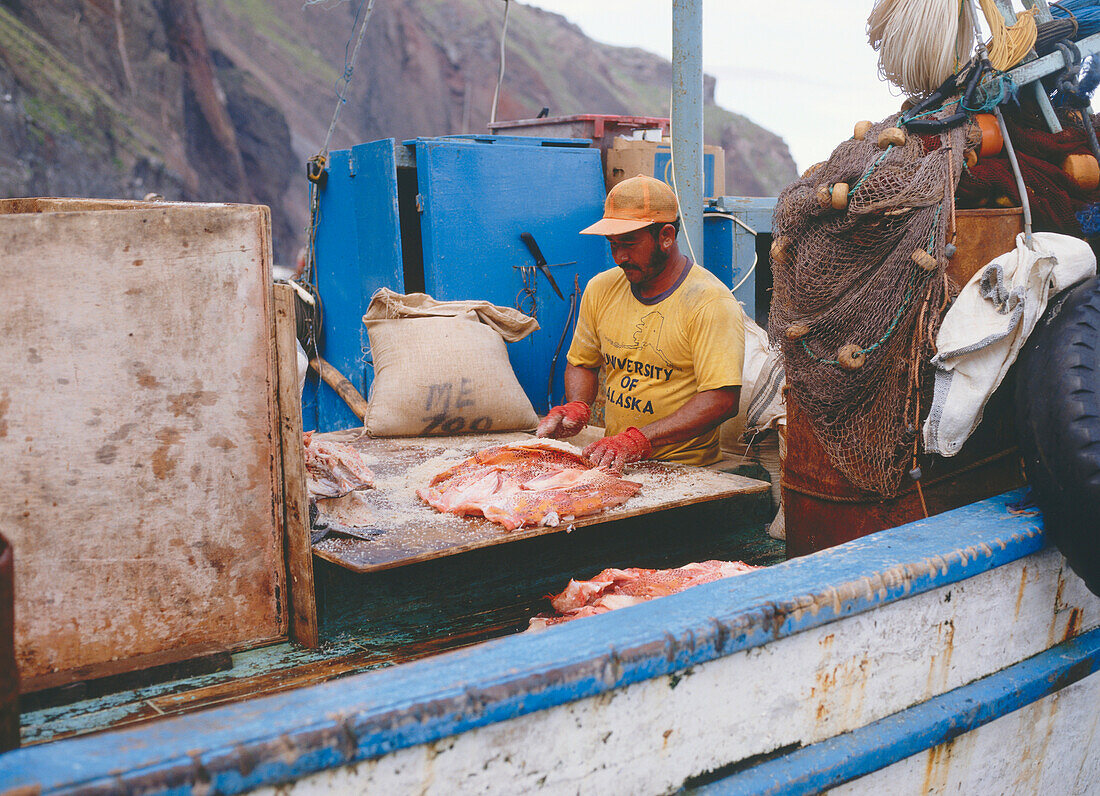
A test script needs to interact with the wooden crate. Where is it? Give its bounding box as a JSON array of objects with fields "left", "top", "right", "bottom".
[{"left": 0, "top": 198, "right": 301, "bottom": 684}]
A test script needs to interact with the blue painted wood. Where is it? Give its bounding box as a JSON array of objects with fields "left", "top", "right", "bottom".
[
  {"left": 704, "top": 196, "right": 778, "bottom": 324},
  {"left": 654, "top": 148, "right": 718, "bottom": 197},
  {"left": 424, "top": 134, "right": 593, "bottom": 148},
  {"left": 702, "top": 215, "right": 755, "bottom": 319},
  {"left": 412, "top": 137, "right": 609, "bottom": 412},
  {"left": 305, "top": 139, "right": 405, "bottom": 432},
  {"left": 712, "top": 196, "right": 777, "bottom": 234},
  {"left": 696, "top": 626, "right": 1100, "bottom": 795},
  {"left": 0, "top": 492, "right": 1048, "bottom": 793}
]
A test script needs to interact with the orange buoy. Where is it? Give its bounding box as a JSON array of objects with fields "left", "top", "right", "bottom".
[
  {"left": 975, "top": 114, "right": 1003, "bottom": 157},
  {"left": 1063, "top": 154, "right": 1100, "bottom": 191},
  {"left": 965, "top": 149, "right": 979, "bottom": 169}
]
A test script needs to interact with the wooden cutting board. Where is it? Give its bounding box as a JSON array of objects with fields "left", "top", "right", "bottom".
[{"left": 311, "top": 431, "right": 770, "bottom": 573}]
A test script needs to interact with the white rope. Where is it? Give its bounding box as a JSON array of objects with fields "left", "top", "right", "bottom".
[
  {"left": 867, "top": 0, "right": 975, "bottom": 97},
  {"left": 490, "top": 0, "right": 511, "bottom": 124}
]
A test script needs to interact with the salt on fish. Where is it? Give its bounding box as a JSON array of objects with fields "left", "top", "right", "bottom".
[
  {"left": 303, "top": 431, "right": 375, "bottom": 499},
  {"left": 416, "top": 441, "right": 641, "bottom": 531}
]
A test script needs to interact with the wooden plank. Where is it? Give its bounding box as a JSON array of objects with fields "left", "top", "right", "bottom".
[
  {"left": 273, "top": 285, "right": 319, "bottom": 648},
  {"left": 310, "top": 431, "right": 770, "bottom": 573},
  {"left": 0, "top": 201, "right": 288, "bottom": 680},
  {"left": 19, "top": 643, "right": 231, "bottom": 708}
]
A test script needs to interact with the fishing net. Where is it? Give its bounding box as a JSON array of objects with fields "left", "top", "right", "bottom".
[
  {"left": 770, "top": 114, "right": 966, "bottom": 497},
  {"left": 956, "top": 109, "right": 1100, "bottom": 232}
]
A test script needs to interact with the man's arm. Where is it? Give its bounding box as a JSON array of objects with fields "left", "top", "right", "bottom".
[
  {"left": 564, "top": 362, "right": 599, "bottom": 405},
  {"left": 640, "top": 385, "right": 740, "bottom": 448},
  {"left": 536, "top": 363, "right": 600, "bottom": 438}
]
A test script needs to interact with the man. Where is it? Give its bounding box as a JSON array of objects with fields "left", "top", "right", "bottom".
[{"left": 537, "top": 175, "right": 744, "bottom": 471}]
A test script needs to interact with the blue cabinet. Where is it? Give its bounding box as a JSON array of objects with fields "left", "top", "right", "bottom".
[{"left": 307, "top": 135, "right": 608, "bottom": 431}]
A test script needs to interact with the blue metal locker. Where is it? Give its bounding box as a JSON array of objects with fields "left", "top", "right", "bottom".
[{"left": 410, "top": 136, "right": 609, "bottom": 413}]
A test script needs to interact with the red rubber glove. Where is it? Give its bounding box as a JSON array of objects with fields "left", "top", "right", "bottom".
[
  {"left": 582, "top": 427, "right": 652, "bottom": 472},
  {"left": 536, "top": 400, "right": 591, "bottom": 439}
]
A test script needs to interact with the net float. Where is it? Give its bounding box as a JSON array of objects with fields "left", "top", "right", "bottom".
[
  {"left": 853, "top": 120, "right": 873, "bottom": 140},
  {"left": 770, "top": 236, "right": 793, "bottom": 266},
  {"left": 802, "top": 161, "right": 826, "bottom": 179},
  {"left": 786, "top": 323, "right": 810, "bottom": 341},
  {"left": 878, "top": 127, "right": 906, "bottom": 149},
  {"left": 830, "top": 183, "right": 849, "bottom": 210},
  {"left": 837, "top": 344, "right": 866, "bottom": 371},
  {"left": 911, "top": 249, "right": 938, "bottom": 271},
  {"left": 1062, "top": 154, "right": 1100, "bottom": 192}
]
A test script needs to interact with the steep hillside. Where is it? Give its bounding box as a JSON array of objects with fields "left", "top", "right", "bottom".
[{"left": 0, "top": 0, "right": 797, "bottom": 262}]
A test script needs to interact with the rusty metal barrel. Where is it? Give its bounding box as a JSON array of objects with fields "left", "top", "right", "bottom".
[
  {"left": 783, "top": 208, "right": 1026, "bottom": 557},
  {"left": 0, "top": 533, "right": 18, "bottom": 750}
]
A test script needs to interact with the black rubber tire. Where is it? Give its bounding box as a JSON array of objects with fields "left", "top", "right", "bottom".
[{"left": 1016, "top": 276, "right": 1100, "bottom": 596}]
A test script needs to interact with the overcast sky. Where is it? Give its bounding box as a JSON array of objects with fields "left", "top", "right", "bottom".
[{"left": 522, "top": 0, "right": 902, "bottom": 173}]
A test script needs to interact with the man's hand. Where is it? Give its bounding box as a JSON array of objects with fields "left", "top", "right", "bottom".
[
  {"left": 582, "top": 427, "right": 652, "bottom": 472},
  {"left": 536, "top": 400, "right": 591, "bottom": 439}
]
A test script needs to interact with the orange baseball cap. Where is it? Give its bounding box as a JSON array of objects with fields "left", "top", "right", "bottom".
[{"left": 580, "top": 175, "right": 680, "bottom": 236}]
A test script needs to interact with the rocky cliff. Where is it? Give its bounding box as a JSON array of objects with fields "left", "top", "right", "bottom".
[{"left": 0, "top": 0, "right": 797, "bottom": 262}]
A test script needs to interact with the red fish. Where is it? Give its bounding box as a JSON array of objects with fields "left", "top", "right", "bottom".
[
  {"left": 528, "top": 560, "right": 759, "bottom": 630},
  {"left": 417, "top": 442, "right": 642, "bottom": 530}
]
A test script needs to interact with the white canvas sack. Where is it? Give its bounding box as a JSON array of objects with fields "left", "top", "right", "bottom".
[{"left": 923, "top": 232, "right": 1095, "bottom": 456}]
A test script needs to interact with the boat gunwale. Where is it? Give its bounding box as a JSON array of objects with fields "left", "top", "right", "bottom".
[{"left": 0, "top": 489, "right": 1047, "bottom": 793}]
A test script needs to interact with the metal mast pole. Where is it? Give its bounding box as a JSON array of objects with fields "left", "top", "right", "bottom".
[{"left": 672, "top": 0, "right": 704, "bottom": 265}]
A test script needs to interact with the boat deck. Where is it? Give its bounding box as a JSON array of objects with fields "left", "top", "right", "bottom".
[{"left": 20, "top": 484, "right": 780, "bottom": 745}]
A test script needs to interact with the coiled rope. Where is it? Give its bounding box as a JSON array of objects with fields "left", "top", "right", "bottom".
[
  {"left": 1050, "top": 0, "right": 1100, "bottom": 39},
  {"left": 868, "top": 0, "right": 975, "bottom": 97},
  {"left": 978, "top": 0, "right": 1038, "bottom": 72}
]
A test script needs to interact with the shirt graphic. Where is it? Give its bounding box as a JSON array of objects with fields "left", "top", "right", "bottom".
[{"left": 606, "top": 311, "right": 673, "bottom": 368}]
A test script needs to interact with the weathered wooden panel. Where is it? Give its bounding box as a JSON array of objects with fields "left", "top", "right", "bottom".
[
  {"left": 272, "top": 284, "right": 317, "bottom": 649},
  {"left": 0, "top": 201, "right": 287, "bottom": 681}
]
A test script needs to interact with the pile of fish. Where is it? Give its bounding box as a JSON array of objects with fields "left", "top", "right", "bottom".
[
  {"left": 303, "top": 431, "right": 375, "bottom": 499},
  {"left": 527, "top": 560, "right": 760, "bottom": 630},
  {"left": 417, "top": 441, "right": 642, "bottom": 530}
]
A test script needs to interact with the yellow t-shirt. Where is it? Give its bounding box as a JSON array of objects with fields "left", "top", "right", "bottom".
[{"left": 567, "top": 263, "right": 745, "bottom": 465}]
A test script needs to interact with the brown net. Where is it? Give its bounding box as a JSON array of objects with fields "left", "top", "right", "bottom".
[{"left": 770, "top": 113, "right": 966, "bottom": 497}]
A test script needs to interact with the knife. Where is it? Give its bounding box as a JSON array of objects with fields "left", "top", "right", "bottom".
[{"left": 519, "top": 232, "right": 568, "bottom": 300}]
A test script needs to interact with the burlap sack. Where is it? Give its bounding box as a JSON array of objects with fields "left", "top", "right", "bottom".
[{"left": 362, "top": 293, "right": 539, "bottom": 437}]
